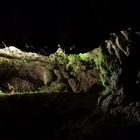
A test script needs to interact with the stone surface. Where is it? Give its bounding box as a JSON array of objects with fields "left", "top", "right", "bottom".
[
  {"left": 0, "top": 46, "right": 100, "bottom": 94},
  {"left": 1, "top": 77, "right": 34, "bottom": 92},
  {"left": 19, "top": 61, "right": 55, "bottom": 86},
  {"left": 97, "top": 28, "right": 140, "bottom": 123},
  {"left": 68, "top": 68, "right": 99, "bottom": 93}
]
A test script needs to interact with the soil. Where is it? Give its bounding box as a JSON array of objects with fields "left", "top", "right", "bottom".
[{"left": 0, "top": 87, "right": 139, "bottom": 140}]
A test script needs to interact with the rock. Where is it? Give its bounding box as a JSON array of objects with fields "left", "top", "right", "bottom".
[
  {"left": 136, "top": 101, "right": 140, "bottom": 107},
  {"left": 1, "top": 77, "right": 34, "bottom": 92},
  {"left": 113, "top": 95, "right": 127, "bottom": 105},
  {"left": 99, "top": 29, "right": 132, "bottom": 95},
  {"left": 135, "top": 110, "right": 140, "bottom": 122},
  {"left": 68, "top": 68, "right": 99, "bottom": 93},
  {"left": 123, "top": 106, "right": 130, "bottom": 116},
  {"left": 19, "top": 61, "right": 55, "bottom": 87},
  {"left": 129, "top": 102, "right": 136, "bottom": 109},
  {"left": 61, "top": 71, "right": 70, "bottom": 79},
  {"left": 0, "top": 62, "right": 19, "bottom": 80},
  {"left": 100, "top": 94, "right": 116, "bottom": 113},
  {"left": 132, "top": 106, "right": 138, "bottom": 115},
  {"left": 110, "top": 106, "right": 123, "bottom": 116},
  {"left": 96, "top": 28, "right": 140, "bottom": 97},
  {"left": 68, "top": 78, "right": 77, "bottom": 93},
  {"left": 60, "top": 67, "right": 70, "bottom": 79},
  {"left": 77, "top": 70, "right": 99, "bottom": 92},
  {"left": 54, "top": 69, "right": 62, "bottom": 82}
]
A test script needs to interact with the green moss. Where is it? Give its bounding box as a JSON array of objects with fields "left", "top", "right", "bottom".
[
  {"left": 92, "top": 47, "right": 122, "bottom": 95},
  {"left": 49, "top": 47, "right": 67, "bottom": 64},
  {"left": 0, "top": 46, "right": 120, "bottom": 95},
  {"left": 0, "top": 56, "right": 29, "bottom": 65},
  {"left": 49, "top": 82, "right": 68, "bottom": 93},
  {"left": 0, "top": 88, "right": 5, "bottom": 96},
  {"left": 48, "top": 47, "right": 96, "bottom": 75},
  {"left": 0, "top": 57, "right": 11, "bottom": 63},
  {"left": 79, "top": 53, "right": 89, "bottom": 61},
  {"left": 92, "top": 47, "right": 110, "bottom": 94}
]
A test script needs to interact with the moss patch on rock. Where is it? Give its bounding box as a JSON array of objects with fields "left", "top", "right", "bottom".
[{"left": 0, "top": 28, "right": 135, "bottom": 95}]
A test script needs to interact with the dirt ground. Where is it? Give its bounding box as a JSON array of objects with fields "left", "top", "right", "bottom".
[{"left": 0, "top": 90, "right": 139, "bottom": 140}]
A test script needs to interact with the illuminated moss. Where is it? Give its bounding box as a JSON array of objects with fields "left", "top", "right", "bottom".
[
  {"left": 0, "top": 57, "right": 11, "bottom": 63},
  {"left": 49, "top": 47, "right": 67, "bottom": 64},
  {"left": 33, "top": 83, "right": 68, "bottom": 94},
  {"left": 0, "top": 88, "right": 5, "bottom": 95},
  {"left": 0, "top": 46, "right": 118, "bottom": 95},
  {"left": 92, "top": 46, "right": 122, "bottom": 95},
  {"left": 92, "top": 47, "right": 110, "bottom": 94},
  {"left": 79, "top": 53, "right": 89, "bottom": 60},
  {"left": 47, "top": 82, "right": 68, "bottom": 93}
]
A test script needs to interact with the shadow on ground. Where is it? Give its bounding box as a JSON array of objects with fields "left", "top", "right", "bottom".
[{"left": 0, "top": 88, "right": 139, "bottom": 140}]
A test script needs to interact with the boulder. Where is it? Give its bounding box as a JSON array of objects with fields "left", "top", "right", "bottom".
[
  {"left": 68, "top": 68, "right": 99, "bottom": 93},
  {"left": 1, "top": 77, "right": 34, "bottom": 93},
  {"left": 19, "top": 61, "right": 55, "bottom": 87}
]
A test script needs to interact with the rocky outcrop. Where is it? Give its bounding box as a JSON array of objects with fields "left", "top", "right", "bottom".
[
  {"left": 68, "top": 68, "right": 99, "bottom": 93},
  {"left": 98, "top": 93, "right": 140, "bottom": 123},
  {"left": 19, "top": 62, "right": 55, "bottom": 86},
  {"left": 97, "top": 28, "right": 140, "bottom": 122},
  {"left": 0, "top": 46, "right": 100, "bottom": 94},
  {"left": 1, "top": 28, "right": 140, "bottom": 125}
]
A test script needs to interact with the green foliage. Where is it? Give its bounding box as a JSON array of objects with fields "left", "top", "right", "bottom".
[
  {"left": 78, "top": 50, "right": 95, "bottom": 63},
  {"left": 0, "top": 57, "right": 12, "bottom": 64},
  {"left": 93, "top": 47, "right": 110, "bottom": 94},
  {"left": 0, "top": 86, "right": 6, "bottom": 95},
  {"left": 67, "top": 54, "right": 80, "bottom": 66},
  {"left": 66, "top": 51, "right": 96, "bottom": 75},
  {"left": 0, "top": 56, "right": 29, "bottom": 67},
  {"left": 49, "top": 82, "right": 68, "bottom": 92},
  {"left": 66, "top": 54, "right": 81, "bottom": 76},
  {"left": 0, "top": 89, "right": 4, "bottom": 96},
  {"left": 49, "top": 47, "right": 67, "bottom": 64},
  {"left": 79, "top": 53, "right": 89, "bottom": 60},
  {"left": 93, "top": 47, "right": 121, "bottom": 95}
]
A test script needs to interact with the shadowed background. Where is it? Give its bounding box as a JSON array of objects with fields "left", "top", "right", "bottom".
[{"left": 0, "top": 0, "right": 139, "bottom": 53}]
